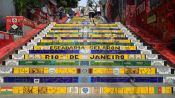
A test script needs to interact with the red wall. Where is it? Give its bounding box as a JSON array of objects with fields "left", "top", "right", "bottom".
[
  {"left": 0, "top": 32, "right": 14, "bottom": 48},
  {"left": 125, "top": 0, "right": 175, "bottom": 65},
  {"left": 132, "top": 0, "right": 175, "bottom": 42}
]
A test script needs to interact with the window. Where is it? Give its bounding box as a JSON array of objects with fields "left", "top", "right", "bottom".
[
  {"left": 0, "top": 34, "right": 4, "bottom": 39},
  {"left": 150, "top": 0, "right": 162, "bottom": 10}
]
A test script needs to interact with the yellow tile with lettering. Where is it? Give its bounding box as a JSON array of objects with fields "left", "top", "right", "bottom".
[
  {"left": 106, "top": 68, "right": 113, "bottom": 74},
  {"left": 12, "top": 87, "right": 19, "bottom": 94},
  {"left": 117, "top": 88, "right": 124, "bottom": 94},
  {"left": 32, "top": 86, "right": 39, "bottom": 94},
  {"left": 135, "top": 87, "right": 141, "bottom": 94},
  {"left": 123, "top": 87, "right": 128, "bottom": 94},
  {"left": 150, "top": 68, "right": 156, "bottom": 75},
  {"left": 47, "top": 87, "right": 56, "bottom": 94},
  {"left": 24, "top": 68, "right": 30, "bottom": 74},
  {"left": 44, "top": 68, "right": 49, "bottom": 74},
  {"left": 120, "top": 68, "right": 125, "bottom": 74},
  {"left": 165, "top": 87, "right": 172, "bottom": 94},
  {"left": 68, "top": 68, "right": 77, "bottom": 74},
  {"left": 148, "top": 87, "right": 154, "bottom": 94},
  {"left": 103, "top": 87, "right": 115, "bottom": 94},
  {"left": 56, "top": 68, "right": 67, "bottom": 74},
  {"left": 18, "top": 87, "right": 24, "bottom": 94},
  {"left": 140, "top": 87, "right": 148, "bottom": 94},
  {"left": 114, "top": 88, "right": 118, "bottom": 94},
  {"left": 92, "top": 68, "right": 102, "bottom": 74},
  {"left": 19, "top": 68, "right": 26, "bottom": 74},
  {"left": 13, "top": 68, "right": 19, "bottom": 74},
  {"left": 128, "top": 87, "right": 135, "bottom": 94},
  {"left": 56, "top": 87, "right": 67, "bottom": 94}
]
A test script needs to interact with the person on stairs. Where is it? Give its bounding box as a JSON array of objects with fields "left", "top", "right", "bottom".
[
  {"left": 58, "top": 6, "right": 65, "bottom": 20},
  {"left": 88, "top": 4, "right": 95, "bottom": 24}
]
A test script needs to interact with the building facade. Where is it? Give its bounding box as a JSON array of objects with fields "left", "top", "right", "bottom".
[
  {"left": 0, "top": 0, "right": 16, "bottom": 18},
  {"left": 0, "top": 0, "right": 16, "bottom": 31}
]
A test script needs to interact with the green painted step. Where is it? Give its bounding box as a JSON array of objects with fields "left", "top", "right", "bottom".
[
  {"left": 91, "top": 61, "right": 151, "bottom": 66},
  {"left": 19, "top": 60, "right": 151, "bottom": 66},
  {"left": 19, "top": 60, "right": 79, "bottom": 66},
  {"left": 0, "top": 91, "right": 13, "bottom": 94}
]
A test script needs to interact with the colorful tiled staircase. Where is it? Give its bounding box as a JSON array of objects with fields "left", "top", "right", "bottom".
[{"left": 0, "top": 17, "right": 175, "bottom": 95}]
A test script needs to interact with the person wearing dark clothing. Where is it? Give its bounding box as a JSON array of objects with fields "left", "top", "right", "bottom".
[
  {"left": 88, "top": 5, "right": 95, "bottom": 23},
  {"left": 81, "top": 7, "right": 85, "bottom": 16},
  {"left": 69, "top": 8, "right": 75, "bottom": 18},
  {"left": 58, "top": 7, "right": 64, "bottom": 19}
]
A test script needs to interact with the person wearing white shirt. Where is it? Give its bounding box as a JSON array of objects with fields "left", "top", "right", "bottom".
[
  {"left": 96, "top": 5, "right": 101, "bottom": 16},
  {"left": 88, "top": 6, "right": 95, "bottom": 18}
]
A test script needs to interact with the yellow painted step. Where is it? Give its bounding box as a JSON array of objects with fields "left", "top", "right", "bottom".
[
  {"left": 33, "top": 46, "right": 136, "bottom": 50},
  {"left": 92, "top": 68, "right": 113, "bottom": 74}
]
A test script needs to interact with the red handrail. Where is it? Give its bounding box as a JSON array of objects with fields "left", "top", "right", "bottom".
[{"left": 0, "top": 24, "right": 47, "bottom": 63}]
